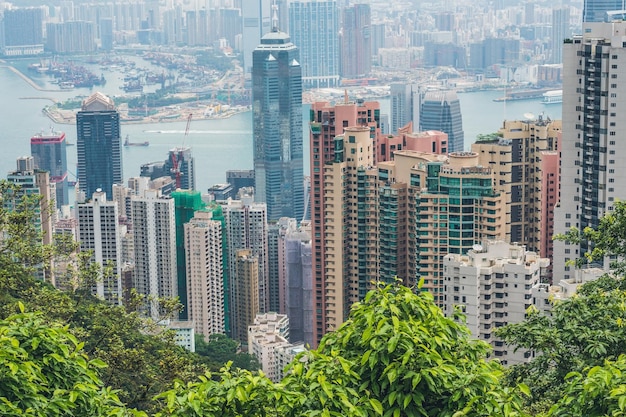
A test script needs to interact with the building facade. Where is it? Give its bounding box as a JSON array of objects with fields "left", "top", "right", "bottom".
[
  {"left": 420, "top": 91, "right": 464, "bottom": 153},
  {"left": 30, "top": 130, "right": 69, "bottom": 209},
  {"left": 131, "top": 189, "right": 177, "bottom": 319},
  {"left": 252, "top": 27, "right": 304, "bottom": 221},
  {"left": 340, "top": 3, "right": 371, "bottom": 78},
  {"left": 289, "top": 0, "right": 340, "bottom": 88},
  {"left": 553, "top": 22, "right": 626, "bottom": 280},
  {"left": 184, "top": 210, "right": 225, "bottom": 339},
  {"left": 76, "top": 92, "right": 123, "bottom": 199}
]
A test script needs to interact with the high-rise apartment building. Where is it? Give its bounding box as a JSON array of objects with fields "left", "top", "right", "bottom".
[
  {"left": 184, "top": 210, "right": 225, "bottom": 339},
  {"left": 242, "top": 0, "right": 271, "bottom": 75},
  {"left": 231, "top": 249, "right": 260, "bottom": 344},
  {"left": 472, "top": 117, "right": 561, "bottom": 254},
  {"left": 252, "top": 26, "right": 304, "bottom": 221},
  {"left": 420, "top": 90, "right": 464, "bottom": 152},
  {"left": 76, "top": 92, "right": 123, "bottom": 200},
  {"left": 0, "top": 8, "right": 44, "bottom": 56},
  {"left": 443, "top": 241, "right": 550, "bottom": 365},
  {"left": 289, "top": 0, "right": 340, "bottom": 88},
  {"left": 30, "top": 130, "right": 69, "bottom": 209},
  {"left": 340, "top": 3, "right": 371, "bottom": 79},
  {"left": 221, "top": 193, "right": 269, "bottom": 325},
  {"left": 131, "top": 189, "right": 177, "bottom": 319},
  {"left": 583, "top": 0, "right": 626, "bottom": 22},
  {"left": 554, "top": 21, "right": 626, "bottom": 280},
  {"left": 46, "top": 21, "right": 96, "bottom": 54},
  {"left": 77, "top": 191, "right": 123, "bottom": 305}
]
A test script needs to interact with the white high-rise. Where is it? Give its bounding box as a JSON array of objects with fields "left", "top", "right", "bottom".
[
  {"left": 553, "top": 21, "right": 626, "bottom": 280},
  {"left": 131, "top": 189, "right": 177, "bottom": 319},
  {"left": 184, "top": 210, "right": 225, "bottom": 339},
  {"left": 77, "top": 190, "right": 123, "bottom": 305}
]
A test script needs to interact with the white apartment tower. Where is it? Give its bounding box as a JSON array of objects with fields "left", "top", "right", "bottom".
[
  {"left": 443, "top": 241, "right": 550, "bottom": 365},
  {"left": 184, "top": 210, "right": 225, "bottom": 339},
  {"left": 131, "top": 189, "right": 177, "bottom": 319},
  {"left": 77, "top": 190, "right": 123, "bottom": 305},
  {"left": 553, "top": 21, "right": 626, "bottom": 280}
]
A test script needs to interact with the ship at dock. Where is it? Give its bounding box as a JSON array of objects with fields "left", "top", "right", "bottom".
[{"left": 542, "top": 90, "right": 562, "bottom": 104}]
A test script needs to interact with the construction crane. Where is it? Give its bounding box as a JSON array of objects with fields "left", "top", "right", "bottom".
[{"left": 171, "top": 113, "right": 192, "bottom": 189}]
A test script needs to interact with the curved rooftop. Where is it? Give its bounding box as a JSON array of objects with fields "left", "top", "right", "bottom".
[{"left": 81, "top": 92, "right": 115, "bottom": 111}]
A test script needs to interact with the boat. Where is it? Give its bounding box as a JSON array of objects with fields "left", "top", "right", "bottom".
[
  {"left": 542, "top": 90, "right": 562, "bottom": 104},
  {"left": 493, "top": 88, "right": 554, "bottom": 102},
  {"left": 124, "top": 135, "right": 149, "bottom": 147}
]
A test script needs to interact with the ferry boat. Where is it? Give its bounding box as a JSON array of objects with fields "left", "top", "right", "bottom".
[{"left": 542, "top": 90, "right": 562, "bottom": 104}]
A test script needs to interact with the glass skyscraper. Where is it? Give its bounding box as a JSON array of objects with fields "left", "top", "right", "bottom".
[
  {"left": 583, "top": 0, "right": 626, "bottom": 22},
  {"left": 76, "top": 92, "right": 123, "bottom": 199},
  {"left": 30, "top": 130, "right": 69, "bottom": 209},
  {"left": 420, "top": 91, "right": 465, "bottom": 153},
  {"left": 289, "top": 0, "right": 340, "bottom": 88},
  {"left": 252, "top": 27, "right": 304, "bottom": 221}
]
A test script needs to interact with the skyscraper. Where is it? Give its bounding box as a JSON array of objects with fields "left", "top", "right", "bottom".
[
  {"left": 242, "top": 0, "right": 272, "bottom": 75},
  {"left": 583, "top": 0, "right": 626, "bottom": 22},
  {"left": 76, "top": 92, "right": 123, "bottom": 200},
  {"left": 553, "top": 21, "right": 626, "bottom": 280},
  {"left": 551, "top": 7, "right": 571, "bottom": 64},
  {"left": 131, "top": 189, "right": 177, "bottom": 319},
  {"left": 30, "top": 130, "right": 69, "bottom": 209},
  {"left": 252, "top": 24, "right": 304, "bottom": 221},
  {"left": 184, "top": 210, "right": 225, "bottom": 339},
  {"left": 77, "top": 190, "right": 123, "bottom": 305},
  {"left": 164, "top": 147, "right": 195, "bottom": 191},
  {"left": 390, "top": 83, "right": 419, "bottom": 134},
  {"left": 420, "top": 91, "right": 464, "bottom": 152},
  {"left": 0, "top": 8, "right": 44, "bottom": 56},
  {"left": 340, "top": 3, "right": 371, "bottom": 79},
  {"left": 289, "top": 0, "right": 340, "bottom": 88}
]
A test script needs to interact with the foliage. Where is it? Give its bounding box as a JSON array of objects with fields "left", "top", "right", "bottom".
[
  {"left": 156, "top": 282, "right": 528, "bottom": 417},
  {"left": 0, "top": 305, "right": 141, "bottom": 417},
  {"left": 547, "top": 355, "right": 626, "bottom": 417},
  {"left": 194, "top": 333, "right": 260, "bottom": 371}
]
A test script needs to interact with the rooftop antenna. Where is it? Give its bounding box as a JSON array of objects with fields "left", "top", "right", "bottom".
[{"left": 271, "top": 0, "right": 279, "bottom": 32}]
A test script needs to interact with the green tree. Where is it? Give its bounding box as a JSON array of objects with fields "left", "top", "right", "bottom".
[
  {"left": 195, "top": 333, "right": 260, "bottom": 371},
  {"left": 156, "top": 282, "right": 527, "bottom": 417},
  {"left": 0, "top": 304, "right": 141, "bottom": 417}
]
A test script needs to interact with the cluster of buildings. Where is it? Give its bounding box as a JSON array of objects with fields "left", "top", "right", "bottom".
[{"left": 6, "top": 0, "right": 626, "bottom": 373}]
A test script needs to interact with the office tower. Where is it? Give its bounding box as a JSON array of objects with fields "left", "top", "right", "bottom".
[
  {"left": 6, "top": 157, "right": 54, "bottom": 281},
  {"left": 184, "top": 210, "right": 225, "bottom": 339},
  {"left": 370, "top": 22, "right": 385, "bottom": 58},
  {"left": 0, "top": 8, "right": 44, "bottom": 56},
  {"left": 252, "top": 25, "right": 304, "bottom": 221},
  {"left": 551, "top": 8, "right": 571, "bottom": 64},
  {"left": 390, "top": 83, "right": 419, "bottom": 135},
  {"left": 420, "top": 91, "right": 464, "bottom": 152},
  {"left": 473, "top": 117, "right": 561, "bottom": 251},
  {"left": 231, "top": 249, "right": 259, "bottom": 344},
  {"left": 131, "top": 189, "right": 177, "bottom": 319},
  {"left": 164, "top": 147, "right": 195, "bottom": 191},
  {"left": 46, "top": 21, "right": 96, "bottom": 54},
  {"left": 309, "top": 98, "right": 382, "bottom": 345},
  {"left": 100, "top": 18, "right": 113, "bottom": 51},
  {"left": 207, "top": 183, "right": 234, "bottom": 201},
  {"left": 76, "top": 92, "right": 123, "bottom": 200},
  {"left": 554, "top": 21, "right": 626, "bottom": 280},
  {"left": 141, "top": 161, "right": 168, "bottom": 180},
  {"left": 220, "top": 8, "right": 242, "bottom": 49},
  {"left": 30, "top": 130, "right": 69, "bottom": 209},
  {"left": 221, "top": 193, "right": 269, "bottom": 333},
  {"left": 340, "top": 3, "right": 371, "bottom": 79},
  {"left": 77, "top": 190, "right": 123, "bottom": 305},
  {"left": 583, "top": 0, "right": 626, "bottom": 22},
  {"left": 226, "top": 169, "right": 255, "bottom": 196},
  {"left": 289, "top": 0, "right": 340, "bottom": 88},
  {"left": 525, "top": 2, "right": 535, "bottom": 25},
  {"left": 443, "top": 241, "right": 549, "bottom": 365},
  {"left": 242, "top": 0, "right": 271, "bottom": 75},
  {"left": 172, "top": 190, "right": 206, "bottom": 320}
]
